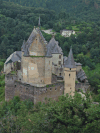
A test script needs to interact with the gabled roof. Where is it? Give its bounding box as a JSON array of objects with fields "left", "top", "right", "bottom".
[
  {"left": 63, "top": 56, "right": 68, "bottom": 63},
  {"left": 5, "top": 51, "right": 22, "bottom": 64},
  {"left": 25, "top": 27, "right": 37, "bottom": 48},
  {"left": 23, "top": 45, "right": 29, "bottom": 57},
  {"left": 47, "top": 36, "right": 63, "bottom": 55},
  {"left": 21, "top": 40, "right": 26, "bottom": 52},
  {"left": 22, "top": 27, "right": 47, "bottom": 56},
  {"left": 75, "top": 62, "right": 82, "bottom": 66},
  {"left": 45, "top": 45, "right": 52, "bottom": 57},
  {"left": 64, "top": 47, "right": 76, "bottom": 68},
  {"left": 77, "top": 69, "right": 87, "bottom": 81}
]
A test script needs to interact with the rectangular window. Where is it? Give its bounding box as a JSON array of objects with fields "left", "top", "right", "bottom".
[
  {"left": 59, "top": 61, "right": 61, "bottom": 65},
  {"left": 59, "top": 73, "right": 61, "bottom": 76},
  {"left": 59, "top": 55, "right": 61, "bottom": 59}
]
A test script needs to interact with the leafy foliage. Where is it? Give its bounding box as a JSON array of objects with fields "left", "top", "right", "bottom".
[{"left": 0, "top": 92, "right": 100, "bottom": 132}]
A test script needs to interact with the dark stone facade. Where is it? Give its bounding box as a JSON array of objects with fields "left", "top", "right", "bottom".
[
  {"left": 5, "top": 74, "right": 90, "bottom": 104},
  {"left": 5, "top": 74, "right": 64, "bottom": 104}
]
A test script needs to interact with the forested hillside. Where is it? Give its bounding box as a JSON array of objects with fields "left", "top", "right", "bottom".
[
  {"left": 3, "top": 0, "right": 100, "bottom": 23},
  {"left": 0, "top": 0, "right": 57, "bottom": 59}
]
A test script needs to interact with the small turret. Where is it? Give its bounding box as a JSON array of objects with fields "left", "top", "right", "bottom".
[{"left": 64, "top": 46, "right": 76, "bottom": 97}]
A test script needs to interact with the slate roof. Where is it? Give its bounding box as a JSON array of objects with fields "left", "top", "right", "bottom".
[
  {"left": 45, "top": 45, "right": 52, "bottom": 57},
  {"left": 75, "top": 62, "right": 82, "bottom": 66},
  {"left": 22, "top": 27, "right": 48, "bottom": 56},
  {"left": 5, "top": 51, "right": 22, "bottom": 64},
  {"left": 77, "top": 69, "right": 87, "bottom": 81},
  {"left": 21, "top": 40, "right": 26, "bottom": 52},
  {"left": 63, "top": 56, "right": 68, "bottom": 64},
  {"left": 64, "top": 47, "right": 76, "bottom": 68},
  {"left": 47, "top": 36, "right": 63, "bottom": 55},
  {"left": 23, "top": 45, "right": 29, "bottom": 57},
  {"left": 25, "top": 27, "right": 37, "bottom": 49}
]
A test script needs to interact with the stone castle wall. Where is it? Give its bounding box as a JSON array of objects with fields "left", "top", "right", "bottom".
[
  {"left": 75, "top": 83, "right": 90, "bottom": 93},
  {"left": 5, "top": 74, "right": 64, "bottom": 104},
  {"left": 5, "top": 75, "right": 90, "bottom": 104}
]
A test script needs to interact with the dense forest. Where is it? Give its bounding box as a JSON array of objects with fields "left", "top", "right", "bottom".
[
  {"left": 2, "top": 0, "right": 100, "bottom": 23},
  {"left": 0, "top": 0, "right": 100, "bottom": 131}
]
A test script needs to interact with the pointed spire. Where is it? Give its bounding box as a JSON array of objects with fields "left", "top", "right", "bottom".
[
  {"left": 64, "top": 46, "right": 76, "bottom": 68},
  {"left": 21, "top": 40, "right": 26, "bottom": 52},
  {"left": 38, "top": 16, "right": 41, "bottom": 27}
]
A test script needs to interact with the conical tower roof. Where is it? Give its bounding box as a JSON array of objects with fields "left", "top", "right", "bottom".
[
  {"left": 64, "top": 46, "right": 76, "bottom": 68},
  {"left": 47, "top": 36, "right": 63, "bottom": 54}
]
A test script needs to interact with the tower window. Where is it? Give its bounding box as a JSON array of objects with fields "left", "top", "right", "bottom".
[
  {"left": 69, "top": 74, "right": 70, "bottom": 77},
  {"left": 59, "top": 61, "right": 61, "bottom": 65},
  {"left": 59, "top": 55, "right": 61, "bottom": 59},
  {"left": 59, "top": 73, "right": 61, "bottom": 76},
  {"left": 70, "top": 68, "right": 71, "bottom": 70}
]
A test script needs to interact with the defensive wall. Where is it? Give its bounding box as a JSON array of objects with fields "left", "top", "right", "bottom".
[
  {"left": 5, "top": 74, "right": 64, "bottom": 104},
  {"left": 5, "top": 74, "right": 90, "bottom": 104}
]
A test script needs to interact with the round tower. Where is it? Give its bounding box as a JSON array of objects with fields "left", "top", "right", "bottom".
[{"left": 64, "top": 46, "right": 76, "bottom": 97}]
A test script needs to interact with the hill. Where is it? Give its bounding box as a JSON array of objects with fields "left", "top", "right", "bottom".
[
  {"left": 0, "top": 0, "right": 57, "bottom": 59},
  {"left": 2, "top": 0, "right": 100, "bottom": 23}
]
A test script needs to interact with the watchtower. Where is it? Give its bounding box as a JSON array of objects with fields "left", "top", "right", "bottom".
[{"left": 64, "top": 47, "right": 76, "bottom": 96}]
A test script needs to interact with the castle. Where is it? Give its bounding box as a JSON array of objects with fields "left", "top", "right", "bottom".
[{"left": 4, "top": 18, "right": 89, "bottom": 104}]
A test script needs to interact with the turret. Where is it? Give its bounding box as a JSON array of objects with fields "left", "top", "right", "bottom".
[{"left": 64, "top": 46, "right": 76, "bottom": 97}]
